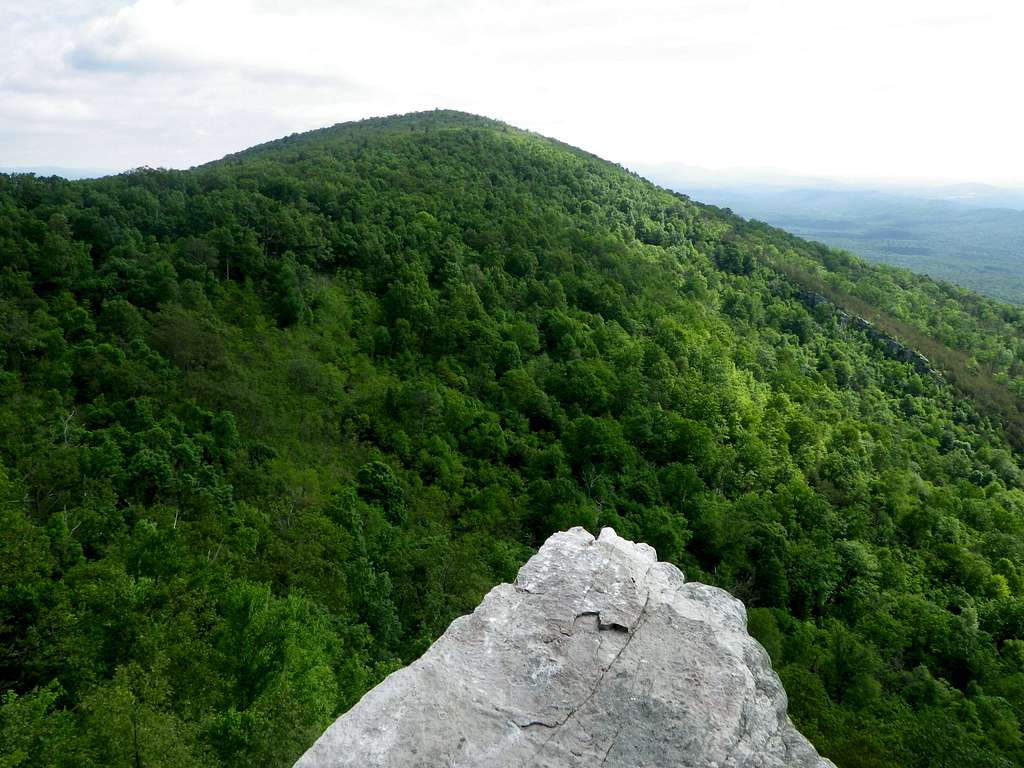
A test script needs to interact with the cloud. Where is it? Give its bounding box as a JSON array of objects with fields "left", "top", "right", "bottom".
[
  {"left": 64, "top": 0, "right": 272, "bottom": 75},
  {"left": 66, "top": 43, "right": 181, "bottom": 74},
  {"left": 63, "top": 0, "right": 392, "bottom": 86},
  {"left": 3, "top": 0, "right": 1024, "bottom": 183},
  {"left": 0, "top": 91, "right": 95, "bottom": 121}
]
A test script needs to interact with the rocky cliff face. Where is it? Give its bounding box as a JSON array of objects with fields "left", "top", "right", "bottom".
[
  {"left": 294, "top": 527, "right": 835, "bottom": 767},
  {"left": 798, "top": 289, "right": 939, "bottom": 377}
]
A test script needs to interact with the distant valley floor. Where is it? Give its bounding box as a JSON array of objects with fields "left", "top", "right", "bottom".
[{"left": 650, "top": 182, "right": 1024, "bottom": 305}]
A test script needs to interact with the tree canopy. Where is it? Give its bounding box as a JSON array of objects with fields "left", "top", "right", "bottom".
[{"left": 1, "top": 110, "right": 1024, "bottom": 767}]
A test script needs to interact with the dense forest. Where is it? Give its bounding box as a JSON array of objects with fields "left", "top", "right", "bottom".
[
  {"left": 2, "top": 110, "right": 1024, "bottom": 767},
  {"left": 665, "top": 184, "right": 1024, "bottom": 305}
]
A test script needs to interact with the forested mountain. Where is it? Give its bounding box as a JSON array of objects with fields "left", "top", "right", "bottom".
[
  {"left": 648, "top": 181, "right": 1024, "bottom": 305},
  {"left": 2, "top": 110, "right": 1024, "bottom": 768}
]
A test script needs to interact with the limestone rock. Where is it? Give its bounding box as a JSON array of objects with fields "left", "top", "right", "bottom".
[{"left": 294, "top": 527, "right": 835, "bottom": 767}]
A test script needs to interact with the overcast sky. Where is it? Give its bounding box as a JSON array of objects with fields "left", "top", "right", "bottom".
[{"left": 3, "top": 0, "right": 1023, "bottom": 184}]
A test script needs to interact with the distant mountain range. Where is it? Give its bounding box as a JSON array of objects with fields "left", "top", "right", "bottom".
[
  {"left": 637, "top": 165, "right": 1024, "bottom": 304},
  {"left": 0, "top": 166, "right": 117, "bottom": 180}
]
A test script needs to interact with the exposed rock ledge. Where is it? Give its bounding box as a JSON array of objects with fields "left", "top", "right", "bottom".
[{"left": 294, "top": 527, "right": 835, "bottom": 767}]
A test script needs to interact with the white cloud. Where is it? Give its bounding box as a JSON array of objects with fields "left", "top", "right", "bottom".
[{"left": 1, "top": 0, "right": 1023, "bottom": 183}]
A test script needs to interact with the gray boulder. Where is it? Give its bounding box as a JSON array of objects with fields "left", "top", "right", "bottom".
[{"left": 294, "top": 527, "right": 835, "bottom": 767}]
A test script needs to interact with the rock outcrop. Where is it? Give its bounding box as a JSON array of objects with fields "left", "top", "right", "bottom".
[
  {"left": 796, "top": 288, "right": 939, "bottom": 378},
  {"left": 294, "top": 527, "right": 834, "bottom": 768}
]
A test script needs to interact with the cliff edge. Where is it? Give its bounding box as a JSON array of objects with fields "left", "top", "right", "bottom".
[{"left": 294, "top": 527, "right": 835, "bottom": 767}]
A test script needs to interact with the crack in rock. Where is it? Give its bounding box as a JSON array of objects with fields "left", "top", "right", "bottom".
[
  {"left": 293, "top": 527, "right": 835, "bottom": 768},
  {"left": 520, "top": 565, "right": 655, "bottom": 767},
  {"left": 574, "top": 611, "right": 631, "bottom": 633}
]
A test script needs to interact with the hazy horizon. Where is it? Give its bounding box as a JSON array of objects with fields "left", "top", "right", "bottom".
[
  {"left": 4, "top": 1, "right": 1024, "bottom": 187},
  {"left": 7, "top": 155, "right": 1024, "bottom": 189},
  {"left": 7, "top": 136, "right": 1024, "bottom": 201}
]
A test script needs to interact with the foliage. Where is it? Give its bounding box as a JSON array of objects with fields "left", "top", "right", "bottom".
[
  {"left": 1, "top": 110, "right": 1023, "bottom": 766},
  {"left": 688, "top": 185, "right": 1024, "bottom": 305}
]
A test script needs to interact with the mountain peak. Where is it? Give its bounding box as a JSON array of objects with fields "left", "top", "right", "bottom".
[
  {"left": 295, "top": 527, "right": 833, "bottom": 767},
  {"left": 214, "top": 109, "right": 516, "bottom": 166}
]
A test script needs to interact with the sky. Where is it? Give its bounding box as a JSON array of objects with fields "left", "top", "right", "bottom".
[{"left": 3, "top": 0, "right": 1024, "bottom": 185}]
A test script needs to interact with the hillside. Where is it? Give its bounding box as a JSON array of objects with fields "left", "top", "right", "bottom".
[
  {"left": 2, "top": 110, "right": 1024, "bottom": 767},
  {"left": 667, "top": 184, "right": 1024, "bottom": 305}
]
